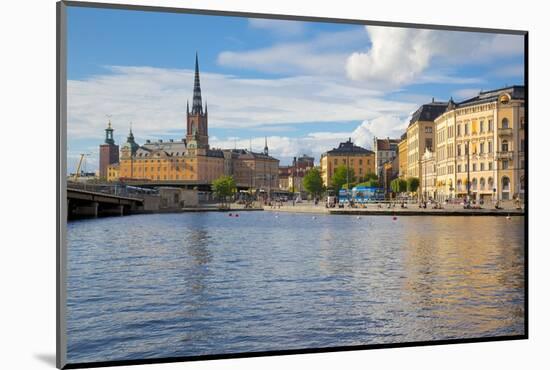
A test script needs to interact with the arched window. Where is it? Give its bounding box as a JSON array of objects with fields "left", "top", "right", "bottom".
[
  {"left": 502, "top": 176, "right": 510, "bottom": 191},
  {"left": 488, "top": 177, "right": 494, "bottom": 191},
  {"left": 457, "top": 180, "right": 462, "bottom": 191},
  {"left": 472, "top": 178, "right": 478, "bottom": 191},
  {"left": 502, "top": 140, "right": 509, "bottom": 152},
  {"left": 480, "top": 177, "right": 486, "bottom": 190},
  {"left": 502, "top": 118, "right": 509, "bottom": 129}
]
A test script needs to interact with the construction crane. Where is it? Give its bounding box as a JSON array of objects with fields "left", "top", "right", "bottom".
[{"left": 73, "top": 153, "right": 90, "bottom": 181}]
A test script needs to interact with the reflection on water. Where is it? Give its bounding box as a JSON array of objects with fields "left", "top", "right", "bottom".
[{"left": 66, "top": 212, "right": 524, "bottom": 363}]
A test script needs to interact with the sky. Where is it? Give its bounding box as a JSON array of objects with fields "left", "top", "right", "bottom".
[{"left": 66, "top": 6, "right": 525, "bottom": 172}]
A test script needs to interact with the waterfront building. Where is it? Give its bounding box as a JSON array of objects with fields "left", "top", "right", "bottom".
[
  {"left": 420, "top": 148, "right": 436, "bottom": 200},
  {"left": 278, "top": 155, "right": 315, "bottom": 192},
  {"left": 398, "top": 133, "right": 408, "bottom": 178},
  {"left": 107, "top": 163, "right": 119, "bottom": 182},
  {"left": 278, "top": 165, "right": 291, "bottom": 190},
  {"left": 373, "top": 137, "right": 400, "bottom": 180},
  {"left": 224, "top": 146, "right": 279, "bottom": 190},
  {"left": 320, "top": 138, "right": 375, "bottom": 188},
  {"left": 434, "top": 86, "right": 525, "bottom": 202},
  {"left": 381, "top": 157, "right": 399, "bottom": 195},
  {"left": 99, "top": 121, "right": 119, "bottom": 179},
  {"left": 406, "top": 99, "right": 448, "bottom": 196}
]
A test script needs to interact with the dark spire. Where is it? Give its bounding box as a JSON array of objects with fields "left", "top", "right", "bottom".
[
  {"left": 186, "top": 100, "right": 189, "bottom": 114},
  {"left": 104, "top": 119, "right": 115, "bottom": 145},
  {"left": 264, "top": 136, "right": 268, "bottom": 155},
  {"left": 205, "top": 99, "right": 208, "bottom": 115},
  {"left": 192, "top": 52, "right": 203, "bottom": 115}
]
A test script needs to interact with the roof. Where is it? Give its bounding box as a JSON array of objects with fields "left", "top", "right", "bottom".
[
  {"left": 224, "top": 148, "right": 278, "bottom": 161},
  {"left": 409, "top": 101, "right": 448, "bottom": 126},
  {"left": 455, "top": 85, "right": 525, "bottom": 108},
  {"left": 324, "top": 138, "right": 374, "bottom": 156},
  {"left": 374, "top": 137, "right": 400, "bottom": 151}
]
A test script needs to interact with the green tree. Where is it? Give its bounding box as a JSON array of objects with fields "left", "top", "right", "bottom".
[
  {"left": 212, "top": 175, "right": 237, "bottom": 209},
  {"left": 357, "top": 180, "right": 380, "bottom": 188},
  {"left": 303, "top": 168, "right": 325, "bottom": 198},
  {"left": 391, "top": 178, "right": 407, "bottom": 193},
  {"left": 407, "top": 177, "right": 420, "bottom": 193},
  {"left": 332, "top": 165, "right": 356, "bottom": 191},
  {"left": 357, "top": 172, "right": 377, "bottom": 183}
]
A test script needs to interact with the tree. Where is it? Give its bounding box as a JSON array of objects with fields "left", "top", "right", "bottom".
[
  {"left": 332, "top": 165, "right": 356, "bottom": 191},
  {"left": 357, "top": 180, "right": 380, "bottom": 188},
  {"left": 407, "top": 177, "right": 420, "bottom": 193},
  {"left": 212, "top": 175, "right": 237, "bottom": 209},
  {"left": 391, "top": 178, "right": 407, "bottom": 193},
  {"left": 303, "top": 168, "right": 325, "bottom": 198},
  {"left": 356, "top": 172, "right": 377, "bottom": 183}
]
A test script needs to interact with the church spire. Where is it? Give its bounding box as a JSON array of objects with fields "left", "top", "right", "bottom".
[
  {"left": 264, "top": 136, "right": 269, "bottom": 155},
  {"left": 104, "top": 119, "right": 115, "bottom": 145},
  {"left": 192, "top": 52, "right": 203, "bottom": 115}
]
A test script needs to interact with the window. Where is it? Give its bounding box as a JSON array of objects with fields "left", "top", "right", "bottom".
[
  {"left": 521, "top": 139, "right": 525, "bottom": 152},
  {"left": 502, "top": 176, "right": 510, "bottom": 191},
  {"left": 480, "top": 163, "right": 485, "bottom": 171},
  {"left": 425, "top": 127, "right": 433, "bottom": 133},
  {"left": 502, "top": 118, "right": 509, "bottom": 129},
  {"left": 334, "top": 159, "right": 338, "bottom": 165},
  {"left": 457, "top": 164, "right": 461, "bottom": 173},
  {"left": 465, "top": 123, "right": 469, "bottom": 135},
  {"left": 488, "top": 141, "right": 493, "bottom": 153},
  {"left": 489, "top": 162, "right": 493, "bottom": 171},
  {"left": 359, "top": 159, "right": 363, "bottom": 165},
  {"left": 425, "top": 138, "right": 433, "bottom": 150},
  {"left": 502, "top": 160, "right": 509, "bottom": 170},
  {"left": 502, "top": 140, "right": 509, "bottom": 152},
  {"left": 473, "top": 163, "right": 477, "bottom": 172},
  {"left": 480, "top": 178, "right": 485, "bottom": 190},
  {"left": 480, "top": 142, "right": 484, "bottom": 154},
  {"left": 488, "top": 120, "right": 494, "bottom": 131},
  {"left": 457, "top": 125, "right": 461, "bottom": 136},
  {"left": 480, "top": 121, "right": 484, "bottom": 132},
  {"left": 457, "top": 145, "right": 461, "bottom": 156}
]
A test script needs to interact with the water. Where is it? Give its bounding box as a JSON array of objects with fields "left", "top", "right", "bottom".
[{"left": 66, "top": 212, "right": 525, "bottom": 363}]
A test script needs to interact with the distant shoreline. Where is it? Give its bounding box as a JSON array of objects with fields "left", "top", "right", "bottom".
[{"left": 263, "top": 205, "right": 524, "bottom": 217}]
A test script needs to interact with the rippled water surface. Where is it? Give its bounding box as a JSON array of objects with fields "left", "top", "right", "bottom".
[{"left": 66, "top": 212, "right": 525, "bottom": 363}]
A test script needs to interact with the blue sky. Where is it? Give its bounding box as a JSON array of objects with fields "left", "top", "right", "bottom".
[{"left": 66, "top": 5, "right": 524, "bottom": 172}]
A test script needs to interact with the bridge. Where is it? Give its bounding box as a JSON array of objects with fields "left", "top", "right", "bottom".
[{"left": 67, "top": 187, "right": 145, "bottom": 219}]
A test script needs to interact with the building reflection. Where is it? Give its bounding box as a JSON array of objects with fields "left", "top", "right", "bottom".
[{"left": 401, "top": 217, "right": 524, "bottom": 337}]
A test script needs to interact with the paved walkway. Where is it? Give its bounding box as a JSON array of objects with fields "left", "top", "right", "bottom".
[{"left": 263, "top": 201, "right": 524, "bottom": 216}]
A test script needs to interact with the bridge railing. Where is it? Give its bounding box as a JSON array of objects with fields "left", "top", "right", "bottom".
[{"left": 67, "top": 181, "right": 158, "bottom": 198}]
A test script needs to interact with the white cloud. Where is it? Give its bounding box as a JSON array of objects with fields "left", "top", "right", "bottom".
[
  {"left": 218, "top": 28, "right": 366, "bottom": 76},
  {"left": 346, "top": 26, "right": 524, "bottom": 86},
  {"left": 248, "top": 18, "right": 306, "bottom": 37},
  {"left": 209, "top": 115, "right": 411, "bottom": 166},
  {"left": 67, "top": 65, "right": 417, "bottom": 144}
]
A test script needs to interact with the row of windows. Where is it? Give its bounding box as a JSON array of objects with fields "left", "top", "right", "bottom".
[
  {"left": 333, "top": 158, "right": 371, "bottom": 166},
  {"left": 457, "top": 162, "right": 494, "bottom": 173}
]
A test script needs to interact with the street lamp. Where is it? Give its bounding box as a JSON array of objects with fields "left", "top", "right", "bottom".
[{"left": 466, "top": 141, "right": 471, "bottom": 200}]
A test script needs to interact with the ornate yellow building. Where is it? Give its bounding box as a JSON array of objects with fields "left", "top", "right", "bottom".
[
  {"left": 434, "top": 86, "right": 525, "bottom": 202},
  {"left": 406, "top": 100, "right": 448, "bottom": 196},
  {"left": 320, "top": 138, "right": 375, "bottom": 188},
  {"left": 109, "top": 54, "right": 279, "bottom": 189},
  {"left": 398, "top": 133, "right": 408, "bottom": 178},
  {"left": 117, "top": 54, "right": 225, "bottom": 183}
]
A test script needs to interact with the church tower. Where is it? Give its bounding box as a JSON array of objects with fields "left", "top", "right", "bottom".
[
  {"left": 99, "top": 120, "right": 119, "bottom": 179},
  {"left": 186, "top": 53, "right": 209, "bottom": 151}
]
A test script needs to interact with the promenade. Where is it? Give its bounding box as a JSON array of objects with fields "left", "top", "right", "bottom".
[{"left": 263, "top": 201, "right": 525, "bottom": 216}]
